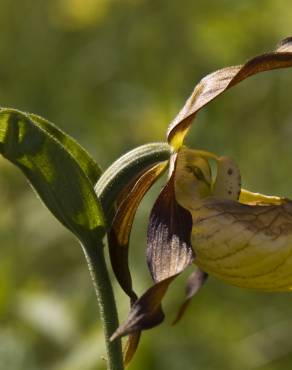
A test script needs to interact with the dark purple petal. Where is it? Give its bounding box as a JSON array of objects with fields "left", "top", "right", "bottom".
[
  {"left": 111, "top": 275, "right": 176, "bottom": 340},
  {"left": 112, "top": 163, "right": 195, "bottom": 341},
  {"left": 147, "top": 172, "right": 194, "bottom": 282}
]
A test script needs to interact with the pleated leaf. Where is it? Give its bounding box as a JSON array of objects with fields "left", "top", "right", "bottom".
[
  {"left": 0, "top": 109, "right": 105, "bottom": 245},
  {"left": 167, "top": 37, "right": 292, "bottom": 149}
]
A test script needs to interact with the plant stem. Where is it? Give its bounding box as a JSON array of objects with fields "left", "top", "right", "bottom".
[
  {"left": 83, "top": 241, "right": 124, "bottom": 370},
  {"left": 84, "top": 143, "right": 171, "bottom": 369}
]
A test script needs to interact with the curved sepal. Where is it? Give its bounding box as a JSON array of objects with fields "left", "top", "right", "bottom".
[
  {"left": 111, "top": 275, "right": 176, "bottom": 340},
  {"left": 112, "top": 162, "right": 194, "bottom": 341},
  {"left": 167, "top": 37, "right": 292, "bottom": 149},
  {"left": 108, "top": 163, "right": 168, "bottom": 302}
]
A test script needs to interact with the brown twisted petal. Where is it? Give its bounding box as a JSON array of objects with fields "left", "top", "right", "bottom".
[
  {"left": 111, "top": 275, "right": 175, "bottom": 340},
  {"left": 108, "top": 162, "right": 167, "bottom": 364},
  {"left": 108, "top": 162, "right": 168, "bottom": 303},
  {"left": 190, "top": 197, "right": 292, "bottom": 291},
  {"left": 167, "top": 37, "right": 292, "bottom": 148},
  {"left": 111, "top": 163, "right": 194, "bottom": 340}
]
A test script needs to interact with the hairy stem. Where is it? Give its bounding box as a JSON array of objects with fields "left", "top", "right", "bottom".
[
  {"left": 83, "top": 241, "right": 124, "bottom": 370},
  {"left": 84, "top": 142, "right": 172, "bottom": 369}
]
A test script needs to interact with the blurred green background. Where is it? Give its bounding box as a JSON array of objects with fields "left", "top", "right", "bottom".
[{"left": 1, "top": 1, "right": 292, "bottom": 369}]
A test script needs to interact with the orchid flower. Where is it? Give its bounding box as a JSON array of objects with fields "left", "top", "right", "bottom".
[
  {"left": 107, "top": 37, "right": 292, "bottom": 364},
  {"left": 2, "top": 38, "right": 292, "bottom": 370}
]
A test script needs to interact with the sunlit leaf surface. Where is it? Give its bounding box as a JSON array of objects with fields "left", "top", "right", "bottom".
[
  {"left": 0, "top": 109, "right": 105, "bottom": 245},
  {"left": 28, "top": 112, "right": 102, "bottom": 185}
]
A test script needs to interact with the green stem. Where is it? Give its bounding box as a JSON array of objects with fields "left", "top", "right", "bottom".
[
  {"left": 83, "top": 142, "right": 172, "bottom": 369},
  {"left": 82, "top": 241, "right": 124, "bottom": 370}
]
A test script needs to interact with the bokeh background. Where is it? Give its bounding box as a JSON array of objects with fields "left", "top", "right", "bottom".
[{"left": 1, "top": 1, "right": 292, "bottom": 369}]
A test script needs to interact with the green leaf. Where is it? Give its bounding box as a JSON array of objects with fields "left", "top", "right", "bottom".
[
  {"left": 28, "top": 111, "right": 102, "bottom": 185},
  {"left": 0, "top": 109, "right": 105, "bottom": 245}
]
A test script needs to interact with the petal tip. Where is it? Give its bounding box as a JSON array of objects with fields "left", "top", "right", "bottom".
[
  {"left": 110, "top": 328, "right": 123, "bottom": 342},
  {"left": 276, "top": 36, "right": 292, "bottom": 52}
]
